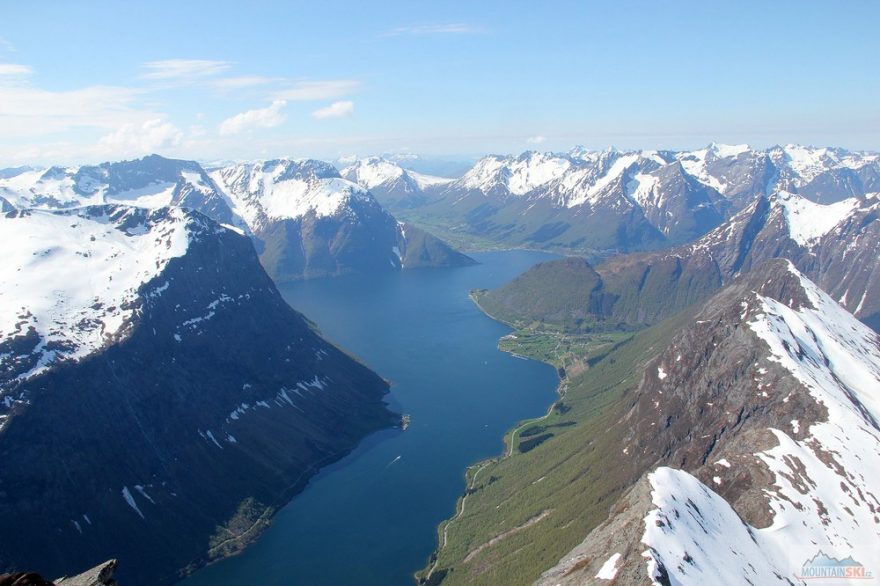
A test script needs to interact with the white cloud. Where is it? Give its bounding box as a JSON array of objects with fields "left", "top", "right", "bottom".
[
  {"left": 0, "top": 37, "right": 15, "bottom": 53},
  {"left": 97, "top": 118, "right": 183, "bottom": 154},
  {"left": 0, "top": 63, "right": 32, "bottom": 77},
  {"left": 212, "top": 76, "right": 276, "bottom": 90},
  {"left": 527, "top": 135, "right": 547, "bottom": 144},
  {"left": 219, "top": 100, "right": 287, "bottom": 135},
  {"left": 274, "top": 80, "right": 359, "bottom": 101},
  {"left": 312, "top": 100, "right": 354, "bottom": 120},
  {"left": 0, "top": 83, "right": 153, "bottom": 137},
  {"left": 382, "top": 23, "right": 485, "bottom": 37},
  {"left": 141, "top": 59, "right": 231, "bottom": 80}
]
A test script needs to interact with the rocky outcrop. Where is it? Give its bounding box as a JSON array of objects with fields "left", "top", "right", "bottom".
[
  {"left": 56, "top": 560, "right": 118, "bottom": 586},
  {"left": 0, "top": 559, "right": 117, "bottom": 586}
]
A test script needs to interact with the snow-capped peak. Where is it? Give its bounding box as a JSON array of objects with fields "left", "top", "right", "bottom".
[
  {"left": 340, "top": 157, "right": 406, "bottom": 189},
  {"left": 461, "top": 151, "right": 572, "bottom": 195},
  {"left": 210, "top": 159, "right": 373, "bottom": 230},
  {"left": 706, "top": 142, "right": 751, "bottom": 158},
  {"left": 340, "top": 156, "right": 453, "bottom": 192}
]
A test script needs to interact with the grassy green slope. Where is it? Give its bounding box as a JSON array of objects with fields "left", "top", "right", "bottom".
[
  {"left": 474, "top": 253, "right": 723, "bottom": 333},
  {"left": 471, "top": 257, "right": 611, "bottom": 331},
  {"left": 418, "top": 310, "right": 690, "bottom": 586}
]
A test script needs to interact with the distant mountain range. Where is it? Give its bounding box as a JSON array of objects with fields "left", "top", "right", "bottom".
[
  {"left": 342, "top": 144, "right": 880, "bottom": 253},
  {"left": 0, "top": 155, "right": 474, "bottom": 281},
  {"left": 0, "top": 205, "right": 397, "bottom": 584}
]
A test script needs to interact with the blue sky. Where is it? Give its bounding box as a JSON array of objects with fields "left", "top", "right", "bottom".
[{"left": 0, "top": 0, "right": 878, "bottom": 165}]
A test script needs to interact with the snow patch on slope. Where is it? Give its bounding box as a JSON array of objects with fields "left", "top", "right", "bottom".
[
  {"left": 566, "top": 153, "right": 639, "bottom": 207},
  {"left": 642, "top": 468, "right": 794, "bottom": 585},
  {"left": 595, "top": 552, "right": 622, "bottom": 580},
  {"left": 210, "top": 160, "right": 372, "bottom": 229},
  {"left": 627, "top": 172, "right": 660, "bottom": 209},
  {"left": 409, "top": 170, "right": 453, "bottom": 189},
  {"left": 0, "top": 207, "right": 194, "bottom": 382},
  {"left": 776, "top": 191, "right": 859, "bottom": 246}
]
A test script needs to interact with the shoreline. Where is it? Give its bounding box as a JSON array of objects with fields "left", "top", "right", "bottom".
[
  {"left": 418, "top": 292, "right": 569, "bottom": 584},
  {"left": 176, "top": 414, "right": 404, "bottom": 584}
]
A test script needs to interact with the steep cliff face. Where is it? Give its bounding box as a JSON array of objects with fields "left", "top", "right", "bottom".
[
  {"left": 0, "top": 206, "right": 396, "bottom": 585},
  {"left": 537, "top": 261, "right": 880, "bottom": 585}
]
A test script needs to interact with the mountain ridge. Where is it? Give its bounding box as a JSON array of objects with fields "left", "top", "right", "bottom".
[
  {"left": 0, "top": 155, "right": 474, "bottom": 282},
  {"left": 341, "top": 144, "right": 879, "bottom": 255},
  {"left": 474, "top": 190, "right": 879, "bottom": 332}
]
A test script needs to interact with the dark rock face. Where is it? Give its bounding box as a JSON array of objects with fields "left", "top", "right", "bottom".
[
  {"left": 0, "top": 206, "right": 396, "bottom": 585},
  {"left": 0, "top": 574, "right": 56, "bottom": 586},
  {"left": 255, "top": 193, "right": 403, "bottom": 280}
]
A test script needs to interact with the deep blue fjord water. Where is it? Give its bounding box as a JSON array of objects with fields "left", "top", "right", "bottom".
[{"left": 181, "top": 250, "right": 560, "bottom": 586}]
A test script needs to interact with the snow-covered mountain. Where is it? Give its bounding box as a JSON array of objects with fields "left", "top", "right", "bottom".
[
  {"left": 537, "top": 260, "right": 880, "bottom": 585},
  {"left": 0, "top": 155, "right": 473, "bottom": 281},
  {"left": 0, "top": 204, "right": 397, "bottom": 583},
  {"left": 363, "top": 144, "right": 879, "bottom": 253},
  {"left": 0, "top": 155, "right": 236, "bottom": 224},
  {"left": 454, "top": 144, "right": 878, "bottom": 206},
  {"left": 340, "top": 156, "right": 453, "bottom": 209},
  {"left": 210, "top": 159, "right": 472, "bottom": 279}
]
